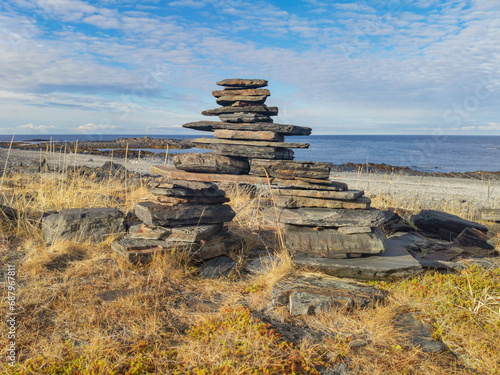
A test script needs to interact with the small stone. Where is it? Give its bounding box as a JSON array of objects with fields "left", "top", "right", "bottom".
[
  {"left": 395, "top": 313, "right": 445, "bottom": 353},
  {"left": 219, "top": 113, "right": 272, "bottom": 123},
  {"left": 216, "top": 78, "right": 268, "bottom": 88},
  {"left": 216, "top": 95, "right": 268, "bottom": 106},
  {"left": 202, "top": 106, "right": 278, "bottom": 116},
  {"left": 199, "top": 255, "right": 236, "bottom": 279},
  {"left": 212, "top": 88, "right": 270, "bottom": 97},
  {"left": 214, "top": 130, "right": 284, "bottom": 142}
]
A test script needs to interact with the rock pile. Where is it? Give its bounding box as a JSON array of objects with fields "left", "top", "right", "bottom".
[
  {"left": 152, "top": 78, "right": 393, "bottom": 262},
  {"left": 112, "top": 179, "right": 240, "bottom": 262}
]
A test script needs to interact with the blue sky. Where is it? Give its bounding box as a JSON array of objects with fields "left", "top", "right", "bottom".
[{"left": 1, "top": 0, "right": 499, "bottom": 135}]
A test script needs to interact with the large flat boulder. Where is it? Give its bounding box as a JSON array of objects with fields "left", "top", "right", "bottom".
[
  {"left": 410, "top": 210, "right": 488, "bottom": 239},
  {"left": 285, "top": 225, "right": 386, "bottom": 257},
  {"left": 202, "top": 106, "right": 278, "bottom": 116},
  {"left": 211, "top": 144, "right": 294, "bottom": 160},
  {"left": 294, "top": 239, "right": 422, "bottom": 280},
  {"left": 214, "top": 130, "right": 284, "bottom": 142},
  {"left": 250, "top": 159, "right": 331, "bottom": 180},
  {"left": 272, "top": 274, "right": 385, "bottom": 315},
  {"left": 216, "top": 95, "right": 267, "bottom": 106},
  {"left": 216, "top": 78, "right": 268, "bottom": 88},
  {"left": 193, "top": 137, "right": 309, "bottom": 149},
  {"left": 219, "top": 113, "right": 272, "bottom": 123},
  {"left": 276, "top": 195, "right": 371, "bottom": 209},
  {"left": 274, "top": 207, "right": 385, "bottom": 227},
  {"left": 172, "top": 153, "right": 249, "bottom": 175},
  {"left": 134, "top": 202, "right": 235, "bottom": 226},
  {"left": 42, "top": 208, "right": 125, "bottom": 245},
  {"left": 212, "top": 88, "right": 270, "bottom": 97},
  {"left": 272, "top": 188, "right": 364, "bottom": 200}
]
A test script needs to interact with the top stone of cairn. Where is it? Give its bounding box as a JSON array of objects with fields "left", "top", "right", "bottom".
[{"left": 216, "top": 78, "right": 268, "bottom": 89}]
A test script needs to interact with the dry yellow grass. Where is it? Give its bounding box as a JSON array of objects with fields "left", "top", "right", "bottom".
[{"left": 0, "top": 163, "right": 499, "bottom": 374}]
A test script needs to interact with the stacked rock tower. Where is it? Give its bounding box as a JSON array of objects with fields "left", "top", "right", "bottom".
[{"left": 151, "top": 78, "right": 388, "bottom": 260}]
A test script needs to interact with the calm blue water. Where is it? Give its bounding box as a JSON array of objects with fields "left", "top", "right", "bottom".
[{"left": 1, "top": 134, "right": 499, "bottom": 173}]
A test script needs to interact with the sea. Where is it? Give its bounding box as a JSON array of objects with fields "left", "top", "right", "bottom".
[{"left": 1, "top": 134, "right": 499, "bottom": 173}]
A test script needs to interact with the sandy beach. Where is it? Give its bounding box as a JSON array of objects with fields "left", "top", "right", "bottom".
[{"left": 1, "top": 147, "right": 499, "bottom": 212}]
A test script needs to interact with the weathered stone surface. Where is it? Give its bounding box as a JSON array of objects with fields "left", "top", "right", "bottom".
[
  {"left": 212, "top": 89, "right": 270, "bottom": 97},
  {"left": 216, "top": 78, "right": 268, "bottom": 88},
  {"left": 149, "top": 181, "right": 226, "bottom": 198},
  {"left": 456, "top": 227, "right": 495, "bottom": 249},
  {"left": 193, "top": 137, "right": 309, "bottom": 149},
  {"left": 128, "top": 224, "right": 171, "bottom": 239},
  {"left": 42, "top": 208, "right": 125, "bottom": 245},
  {"left": 151, "top": 166, "right": 348, "bottom": 191},
  {"left": 172, "top": 152, "right": 249, "bottom": 175},
  {"left": 0, "top": 204, "right": 18, "bottom": 221},
  {"left": 246, "top": 255, "right": 280, "bottom": 274},
  {"left": 274, "top": 208, "right": 385, "bottom": 227},
  {"left": 216, "top": 95, "right": 267, "bottom": 106},
  {"left": 285, "top": 225, "right": 386, "bottom": 257},
  {"left": 154, "top": 195, "right": 230, "bottom": 205},
  {"left": 111, "top": 236, "right": 166, "bottom": 254},
  {"left": 395, "top": 313, "right": 445, "bottom": 353},
  {"left": 219, "top": 113, "right": 272, "bottom": 123},
  {"left": 272, "top": 274, "right": 385, "bottom": 315},
  {"left": 134, "top": 202, "right": 235, "bottom": 226},
  {"left": 294, "top": 239, "right": 422, "bottom": 280},
  {"left": 199, "top": 255, "right": 236, "bottom": 279},
  {"left": 182, "top": 121, "right": 311, "bottom": 135},
  {"left": 202, "top": 106, "right": 278, "bottom": 116},
  {"left": 482, "top": 209, "right": 500, "bottom": 222},
  {"left": 272, "top": 188, "right": 364, "bottom": 200},
  {"left": 167, "top": 223, "right": 223, "bottom": 243},
  {"left": 410, "top": 210, "right": 488, "bottom": 238},
  {"left": 214, "top": 129, "right": 284, "bottom": 142},
  {"left": 169, "top": 232, "right": 242, "bottom": 260},
  {"left": 338, "top": 226, "right": 373, "bottom": 234},
  {"left": 211, "top": 144, "right": 294, "bottom": 160},
  {"left": 250, "top": 159, "right": 331, "bottom": 180},
  {"left": 276, "top": 196, "right": 371, "bottom": 209}
]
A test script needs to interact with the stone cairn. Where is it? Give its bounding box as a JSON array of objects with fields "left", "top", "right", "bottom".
[
  {"left": 112, "top": 179, "right": 240, "bottom": 262},
  {"left": 148, "top": 78, "right": 388, "bottom": 262}
]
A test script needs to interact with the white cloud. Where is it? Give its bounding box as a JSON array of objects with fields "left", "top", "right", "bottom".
[
  {"left": 82, "top": 14, "right": 120, "bottom": 29},
  {"left": 18, "top": 123, "right": 55, "bottom": 132},
  {"left": 75, "top": 123, "right": 118, "bottom": 132}
]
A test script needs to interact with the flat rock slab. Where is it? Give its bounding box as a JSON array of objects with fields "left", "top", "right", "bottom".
[
  {"left": 277, "top": 196, "right": 371, "bottom": 209},
  {"left": 482, "top": 209, "right": 500, "bottom": 222},
  {"left": 199, "top": 255, "right": 236, "bottom": 279},
  {"left": 456, "top": 227, "right": 496, "bottom": 249},
  {"left": 193, "top": 137, "right": 309, "bottom": 149},
  {"left": 182, "top": 121, "right": 310, "bottom": 135},
  {"left": 211, "top": 144, "right": 294, "bottom": 160},
  {"left": 285, "top": 225, "right": 386, "bottom": 257},
  {"left": 395, "top": 313, "right": 445, "bottom": 353},
  {"left": 212, "top": 89, "right": 270, "bottom": 97},
  {"left": 202, "top": 106, "right": 278, "bottom": 116},
  {"left": 135, "top": 201, "right": 235, "bottom": 226},
  {"left": 246, "top": 255, "right": 280, "bottom": 274},
  {"left": 128, "top": 224, "right": 171, "bottom": 240},
  {"left": 173, "top": 152, "right": 249, "bottom": 175},
  {"left": 272, "top": 274, "right": 385, "bottom": 315},
  {"left": 42, "top": 208, "right": 124, "bottom": 245},
  {"left": 111, "top": 236, "right": 166, "bottom": 254},
  {"left": 410, "top": 210, "right": 488, "bottom": 238},
  {"left": 250, "top": 159, "right": 331, "bottom": 180},
  {"left": 167, "top": 223, "right": 224, "bottom": 243},
  {"left": 219, "top": 113, "right": 272, "bottom": 123},
  {"left": 216, "top": 95, "right": 267, "bottom": 106},
  {"left": 274, "top": 208, "right": 385, "bottom": 227},
  {"left": 214, "top": 129, "right": 284, "bottom": 142},
  {"left": 149, "top": 181, "right": 226, "bottom": 198},
  {"left": 272, "top": 188, "right": 364, "bottom": 200},
  {"left": 216, "top": 78, "right": 268, "bottom": 88},
  {"left": 294, "top": 239, "right": 423, "bottom": 280}
]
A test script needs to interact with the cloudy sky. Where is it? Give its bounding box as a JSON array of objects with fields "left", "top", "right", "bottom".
[{"left": 1, "top": 0, "right": 499, "bottom": 135}]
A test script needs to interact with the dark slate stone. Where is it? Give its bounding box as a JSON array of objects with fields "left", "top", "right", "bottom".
[
  {"left": 395, "top": 313, "right": 445, "bottom": 353},
  {"left": 42, "top": 208, "right": 125, "bottom": 245},
  {"left": 410, "top": 210, "right": 488, "bottom": 239},
  {"left": 199, "top": 255, "right": 236, "bottom": 279},
  {"left": 456, "top": 227, "right": 496, "bottom": 249}
]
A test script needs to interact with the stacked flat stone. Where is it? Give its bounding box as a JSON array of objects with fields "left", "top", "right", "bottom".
[
  {"left": 111, "top": 180, "right": 239, "bottom": 261},
  {"left": 154, "top": 78, "right": 388, "bottom": 260}
]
